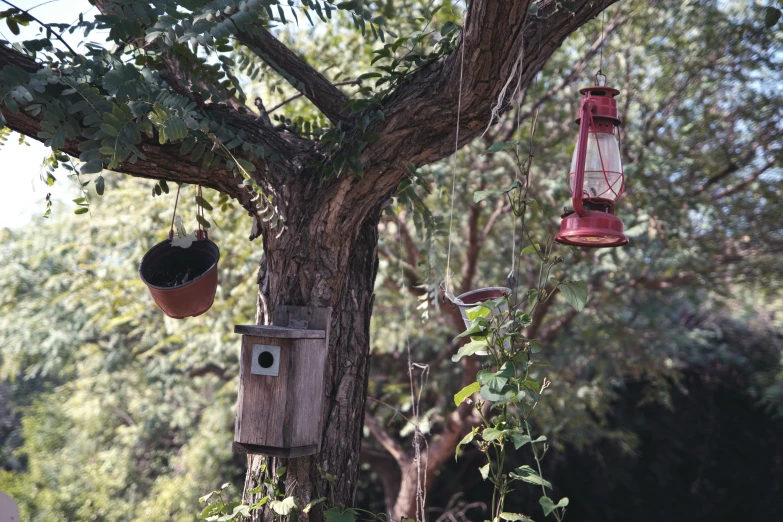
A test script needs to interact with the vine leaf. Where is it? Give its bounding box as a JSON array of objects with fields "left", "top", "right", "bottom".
[
  {"left": 473, "top": 181, "right": 519, "bottom": 203},
  {"left": 500, "top": 513, "right": 532, "bottom": 521},
  {"left": 454, "top": 381, "right": 481, "bottom": 406},
  {"left": 557, "top": 280, "right": 588, "bottom": 312},
  {"left": 479, "top": 363, "right": 514, "bottom": 394},
  {"left": 482, "top": 427, "right": 504, "bottom": 441},
  {"left": 303, "top": 497, "right": 326, "bottom": 514},
  {"left": 323, "top": 507, "right": 356, "bottom": 522},
  {"left": 486, "top": 140, "right": 519, "bottom": 153},
  {"left": 511, "top": 465, "right": 552, "bottom": 489},
  {"left": 521, "top": 243, "right": 541, "bottom": 255},
  {"left": 455, "top": 429, "right": 475, "bottom": 461},
  {"left": 270, "top": 496, "right": 297, "bottom": 515},
  {"left": 511, "top": 432, "right": 531, "bottom": 449},
  {"left": 452, "top": 340, "right": 488, "bottom": 362},
  {"left": 540, "top": 496, "right": 569, "bottom": 516}
]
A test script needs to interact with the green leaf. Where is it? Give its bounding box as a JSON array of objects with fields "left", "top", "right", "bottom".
[
  {"left": 199, "top": 504, "right": 218, "bottom": 519},
  {"left": 558, "top": 280, "right": 588, "bottom": 312},
  {"left": 80, "top": 160, "right": 103, "bottom": 174},
  {"left": 455, "top": 317, "right": 488, "bottom": 340},
  {"left": 540, "top": 497, "right": 567, "bottom": 516},
  {"left": 539, "top": 497, "right": 555, "bottom": 517},
  {"left": 303, "top": 497, "right": 326, "bottom": 514},
  {"left": 196, "top": 214, "right": 211, "bottom": 229},
  {"left": 765, "top": 6, "right": 781, "bottom": 28},
  {"left": 500, "top": 513, "right": 530, "bottom": 521},
  {"left": 100, "top": 123, "right": 119, "bottom": 137},
  {"left": 528, "top": 340, "right": 544, "bottom": 353},
  {"left": 486, "top": 140, "right": 518, "bottom": 153},
  {"left": 456, "top": 430, "right": 474, "bottom": 460},
  {"left": 74, "top": 207, "right": 89, "bottom": 215},
  {"left": 452, "top": 340, "right": 488, "bottom": 362},
  {"left": 6, "top": 18, "right": 19, "bottom": 35},
  {"left": 479, "top": 463, "right": 490, "bottom": 480},
  {"left": 482, "top": 427, "right": 503, "bottom": 442},
  {"left": 466, "top": 303, "right": 493, "bottom": 322},
  {"left": 511, "top": 465, "right": 552, "bottom": 489},
  {"left": 95, "top": 176, "right": 105, "bottom": 196},
  {"left": 270, "top": 496, "right": 297, "bottom": 515},
  {"left": 198, "top": 491, "right": 216, "bottom": 503},
  {"left": 473, "top": 181, "right": 519, "bottom": 203},
  {"left": 484, "top": 363, "right": 514, "bottom": 394},
  {"left": 236, "top": 158, "right": 256, "bottom": 173},
  {"left": 521, "top": 243, "right": 541, "bottom": 256},
  {"left": 196, "top": 195, "right": 213, "bottom": 211},
  {"left": 511, "top": 433, "right": 532, "bottom": 449},
  {"left": 454, "top": 381, "right": 480, "bottom": 406},
  {"left": 323, "top": 508, "right": 356, "bottom": 522}
]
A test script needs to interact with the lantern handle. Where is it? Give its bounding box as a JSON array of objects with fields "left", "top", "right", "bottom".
[{"left": 572, "top": 99, "right": 595, "bottom": 217}]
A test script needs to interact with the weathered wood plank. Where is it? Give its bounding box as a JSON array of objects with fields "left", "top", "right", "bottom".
[
  {"left": 235, "top": 336, "right": 289, "bottom": 447},
  {"left": 288, "top": 338, "right": 328, "bottom": 449},
  {"left": 234, "top": 325, "right": 326, "bottom": 339}
]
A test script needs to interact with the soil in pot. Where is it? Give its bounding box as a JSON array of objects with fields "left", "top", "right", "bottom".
[
  {"left": 145, "top": 247, "right": 215, "bottom": 287},
  {"left": 140, "top": 240, "right": 218, "bottom": 289}
]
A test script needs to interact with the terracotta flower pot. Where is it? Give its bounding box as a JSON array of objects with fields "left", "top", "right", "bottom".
[{"left": 139, "top": 238, "right": 220, "bottom": 319}]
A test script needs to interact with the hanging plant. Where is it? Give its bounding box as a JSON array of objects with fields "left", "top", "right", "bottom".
[{"left": 139, "top": 183, "right": 220, "bottom": 319}]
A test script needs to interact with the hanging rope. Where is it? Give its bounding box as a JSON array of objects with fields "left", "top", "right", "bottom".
[
  {"left": 596, "top": 0, "right": 608, "bottom": 86},
  {"left": 510, "top": 22, "right": 544, "bottom": 304},
  {"left": 196, "top": 183, "right": 206, "bottom": 240},
  {"left": 168, "top": 181, "right": 182, "bottom": 240},
  {"left": 393, "top": 213, "right": 430, "bottom": 522},
  {"left": 443, "top": 18, "right": 468, "bottom": 300}
]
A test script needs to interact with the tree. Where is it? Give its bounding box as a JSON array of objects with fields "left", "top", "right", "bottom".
[{"left": 0, "top": 0, "right": 622, "bottom": 518}]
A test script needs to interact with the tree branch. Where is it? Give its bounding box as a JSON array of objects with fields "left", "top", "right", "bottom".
[
  {"left": 0, "top": 43, "right": 310, "bottom": 208},
  {"left": 713, "top": 160, "right": 777, "bottom": 200},
  {"left": 364, "top": 411, "right": 411, "bottom": 466},
  {"left": 236, "top": 26, "right": 349, "bottom": 125},
  {"left": 347, "top": 0, "right": 621, "bottom": 228}
]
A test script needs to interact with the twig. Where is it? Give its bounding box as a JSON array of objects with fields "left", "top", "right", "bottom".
[
  {"left": 1, "top": 0, "right": 77, "bottom": 55},
  {"left": 267, "top": 79, "right": 362, "bottom": 114}
]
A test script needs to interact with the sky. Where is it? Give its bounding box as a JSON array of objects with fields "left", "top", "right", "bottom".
[{"left": 0, "top": 0, "right": 96, "bottom": 229}]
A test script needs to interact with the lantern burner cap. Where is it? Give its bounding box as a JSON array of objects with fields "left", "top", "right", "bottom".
[{"left": 556, "top": 210, "right": 628, "bottom": 248}]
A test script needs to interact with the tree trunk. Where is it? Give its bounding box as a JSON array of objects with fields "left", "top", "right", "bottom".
[{"left": 242, "top": 187, "right": 382, "bottom": 521}]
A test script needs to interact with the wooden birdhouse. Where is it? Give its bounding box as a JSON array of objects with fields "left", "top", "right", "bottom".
[{"left": 233, "top": 306, "right": 332, "bottom": 457}]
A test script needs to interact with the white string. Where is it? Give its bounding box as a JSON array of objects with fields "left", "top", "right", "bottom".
[
  {"left": 444, "top": 18, "right": 467, "bottom": 297},
  {"left": 397, "top": 217, "right": 428, "bottom": 522},
  {"left": 510, "top": 72, "right": 524, "bottom": 277}
]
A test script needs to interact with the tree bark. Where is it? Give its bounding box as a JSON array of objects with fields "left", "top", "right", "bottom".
[{"left": 242, "top": 173, "right": 383, "bottom": 520}]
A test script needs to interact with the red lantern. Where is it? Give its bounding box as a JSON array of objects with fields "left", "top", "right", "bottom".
[{"left": 555, "top": 82, "right": 628, "bottom": 248}]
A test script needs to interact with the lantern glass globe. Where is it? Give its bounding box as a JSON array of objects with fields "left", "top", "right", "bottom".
[{"left": 569, "top": 131, "right": 623, "bottom": 202}]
